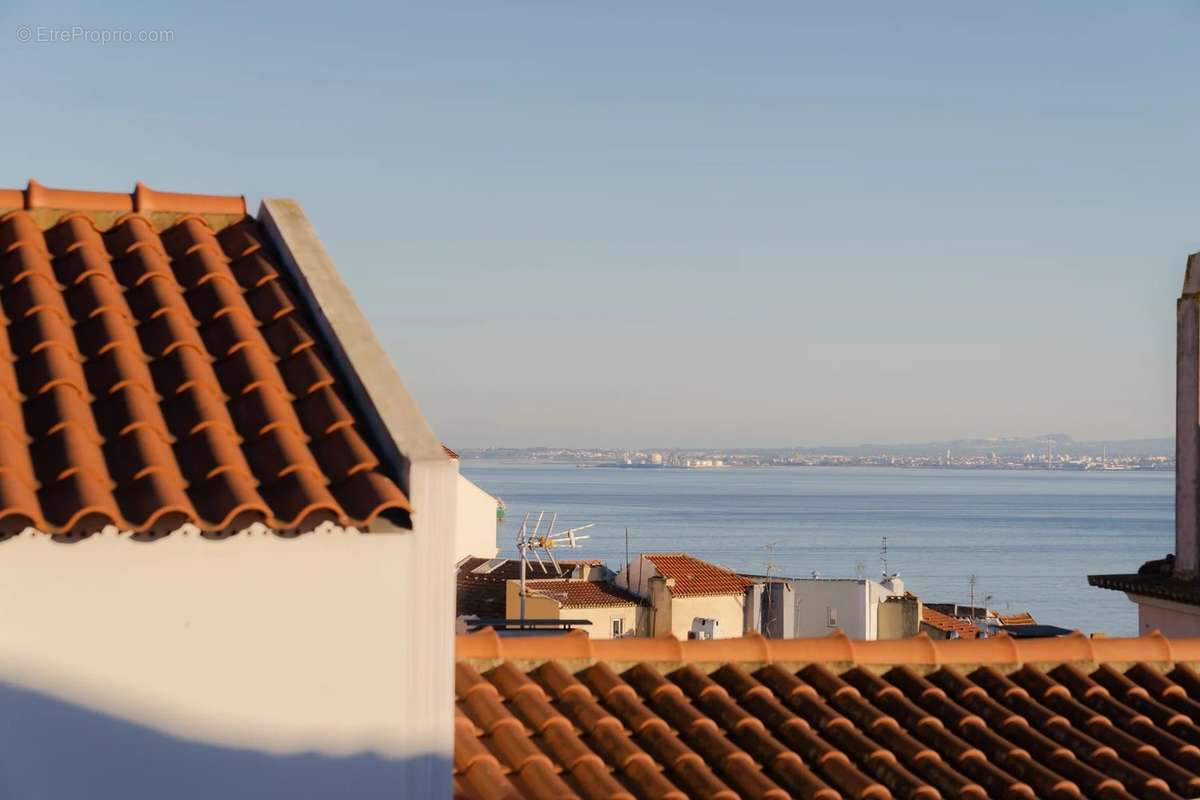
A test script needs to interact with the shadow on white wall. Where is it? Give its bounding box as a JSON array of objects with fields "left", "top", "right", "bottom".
[{"left": 0, "top": 681, "right": 446, "bottom": 799}]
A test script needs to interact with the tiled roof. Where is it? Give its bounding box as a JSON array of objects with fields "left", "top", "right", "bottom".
[
  {"left": 459, "top": 557, "right": 604, "bottom": 582},
  {"left": 998, "top": 611, "right": 1038, "bottom": 626},
  {"left": 457, "top": 573, "right": 507, "bottom": 619},
  {"left": 525, "top": 580, "right": 644, "bottom": 609},
  {"left": 455, "top": 630, "right": 1200, "bottom": 800},
  {"left": 443, "top": 444, "right": 460, "bottom": 460},
  {"left": 0, "top": 181, "right": 410, "bottom": 538},
  {"left": 1090, "top": 571, "right": 1200, "bottom": 606},
  {"left": 644, "top": 553, "right": 753, "bottom": 597},
  {"left": 921, "top": 607, "right": 980, "bottom": 639}
]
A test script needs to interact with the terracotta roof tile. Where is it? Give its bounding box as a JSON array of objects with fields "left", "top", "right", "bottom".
[
  {"left": 456, "top": 630, "right": 1200, "bottom": 800},
  {"left": 0, "top": 181, "right": 410, "bottom": 537},
  {"left": 999, "top": 611, "right": 1038, "bottom": 626},
  {"left": 921, "top": 606, "right": 980, "bottom": 639},
  {"left": 456, "top": 573, "right": 507, "bottom": 619},
  {"left": 644, "top": 552, "right": 753, "bottom": 597},
  {"left": 524, "top": 580, "right": 643, "bottom": 608}
]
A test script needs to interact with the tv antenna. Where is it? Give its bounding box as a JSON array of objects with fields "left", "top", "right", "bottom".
[
  {"left": 880, "top": 536, "right": 889, "bottom": 578},
  {"left": 760, "top": 542, "right": 785, "bottom": 638},
  {"left": 515, "top": 511, "right": 594, "bottom": 622},
  {"left": 968, "top": 574, "right": 977, "bottom": 621}
]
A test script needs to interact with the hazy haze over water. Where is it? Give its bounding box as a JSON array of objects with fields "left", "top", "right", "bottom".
[{"left": 461, "top": 463, "right": 1171, "bottom": 637}]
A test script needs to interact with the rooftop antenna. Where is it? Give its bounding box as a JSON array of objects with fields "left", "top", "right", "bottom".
[
  {"left": 968, "top": 574, "right": 978, "bottom": 621},
  {"left": 624, "top": 527, "right": 630, "bottom": 590},
  {"left": 880, "top": 536, "right": 889, "bottom": 578},
  {"left": 762, "top": 541, "right": 780, "bottom": 638},
  {"left": 515, "top": 511, "right": 594, "bottom": 624}
]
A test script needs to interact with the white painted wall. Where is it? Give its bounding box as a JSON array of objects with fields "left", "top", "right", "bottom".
[
  {"left": 260, "top": 199, "right": 458, "bottom": 798},
  {"left": 453, "top": 474, "right": 498, "bottom": 562},
  {"left": 616, "top": 555, "right": 659, "bottom": 598},
  {"left": 0, "top": 518, "right": 455, "bottom": 799},
  {"left": 788, "top": 577, "right": 904, "bottom": 640},
  {"left": 791, "top": 579, "right": 870, "bottom": 638},
  {"left": 1134, "top": 594, "right": 1200, "bottom": 637},
  {"left": 669, "top": 594, "right": 746, "bottom": 639},
  {"left": 615, "top": 556, "right": 746, "bottom": 638}
]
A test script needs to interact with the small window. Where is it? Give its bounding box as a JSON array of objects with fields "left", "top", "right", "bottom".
[
  {"left": 827, "top": 606, "right": 838, "bottom": 627},
  {"left": 611, "top": 617, "right": 624, "bottom": 638}
]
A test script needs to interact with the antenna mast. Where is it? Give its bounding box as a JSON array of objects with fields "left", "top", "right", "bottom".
[
  {"left": 762, "top": 541, "right": 780, "bottom": 638},
  {"left": 880, "top": 536, "right": 889, "bottom": 578},
  {"left": 516, "top": 511, "right": 594, "bottom": 624}
]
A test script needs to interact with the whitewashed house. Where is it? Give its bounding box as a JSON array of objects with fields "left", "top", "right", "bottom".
[
  {"left": 0, "top": 181, "right": 457, "bottom": 798},
  {"left": 617, "top": 553, "right": 752, "bottom": 639}
]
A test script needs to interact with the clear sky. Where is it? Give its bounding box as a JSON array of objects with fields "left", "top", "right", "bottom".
[{"left": 1, "top": 2, "right": 1196, "bottom": 448}]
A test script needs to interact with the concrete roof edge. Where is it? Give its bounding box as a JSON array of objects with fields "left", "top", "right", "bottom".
[{"left": 256, "top": 198, "right": 447, "bottom": 480}]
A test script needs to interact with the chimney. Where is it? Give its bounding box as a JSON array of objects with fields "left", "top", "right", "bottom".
[
  {"left": 649, "top": 576, "right": 674, "bottom": 636},
  {"left": 1177, "top": 252, "right": 1200, "bottom": 579}
]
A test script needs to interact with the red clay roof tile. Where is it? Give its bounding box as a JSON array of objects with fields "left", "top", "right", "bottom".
[
  {"left": 644, "top": 552, "right": 754, "bottom": 597},
  {"left": 921, "top": 606, "right": 980, "bottom": 639},
  {"left": 456, "top": 630, "right": 1200, "bottom": 800},
  {"left": 0, "top": 182, "right": 410, "bottom": 537},
  {"left": 524, "top": 579, "right": 644, "bottom": 609}
]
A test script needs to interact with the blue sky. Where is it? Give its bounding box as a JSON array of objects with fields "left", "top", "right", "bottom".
[{"left": 1, "top": 2, "right": 1196, "bottom": 448}]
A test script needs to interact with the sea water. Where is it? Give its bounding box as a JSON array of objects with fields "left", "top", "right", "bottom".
[{"left": 459, "top": 462, "right": 1172, "bottom": 637}]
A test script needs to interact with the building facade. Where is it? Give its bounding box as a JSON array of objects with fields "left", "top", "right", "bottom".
[
  {"left": 745, "top": 575, "right": 913, "bottom": 640},
  {"left": 0, "top": 182, "right": 458, "bottom": 798},
  {"left": 504, "top": 579, "right": 647, "bottom": 638},
  {"left": 617, "top": 553, "right": 752, "bottom": 639}
]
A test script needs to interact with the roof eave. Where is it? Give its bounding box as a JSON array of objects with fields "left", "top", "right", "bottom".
[{"left": 256, "top": 199, "right": 450, "bottom": 513}]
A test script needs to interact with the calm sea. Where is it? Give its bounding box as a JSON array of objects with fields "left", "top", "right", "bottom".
[{"left": 458, "top": 462, "right": 1173, "bottom": 637}]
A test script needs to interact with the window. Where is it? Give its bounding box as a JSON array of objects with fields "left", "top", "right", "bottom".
[
  {"left": 827, "top": 606, "right": 838, "bottom": 627},
  {"left": 611, "top": 617, "right": 624, "bottom": 638}
]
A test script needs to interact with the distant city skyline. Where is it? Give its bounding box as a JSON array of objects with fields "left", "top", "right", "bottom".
[
  {"left": 3, "top": 3, "right": 1195, "bottom": 447},
  {"left": 465, "top": 431, "right": 1174, "bottom": 459}
]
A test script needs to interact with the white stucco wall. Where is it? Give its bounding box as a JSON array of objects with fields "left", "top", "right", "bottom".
[
  {"left": 616, "top": 556, "right": 745, "bottom": 638},
  {"left": 791, "top": 579, "right": 870, "bottom": 639},
  {"left": 788, "top": 577, "right": 903, "bottom": 640},
  {"left": 503, "top": 582, "right": 643, "bottom": 639},
  {"left": 453, "top": 474, "right": 498, "bottom": 563},
  {"left": 668, "top": 594, "right": 746, "bottom": 639},
  {"left": 1134, "top": 594, "right": 1200, "bottom": 637},
  {"left": 0, "top": 522, "right": 453, "bottom": 799},
  {"left": 616, "top": 555, "right": 659, "bottom": 598},
  {"left": 572, "top": 604, "right": 643, "bottom": 639}
]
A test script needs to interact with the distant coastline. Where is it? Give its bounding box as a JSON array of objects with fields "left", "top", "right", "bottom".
[{"left": 460, "top": 434, "right": 1174, "bottom": 473}]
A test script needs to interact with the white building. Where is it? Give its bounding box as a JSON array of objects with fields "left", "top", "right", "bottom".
[
  {"left": 750, "top": 575, "right": 908, "bottom": 640},
  {"left": 0, "top": 181, "right": 458, "bottom": 798},
  {"left": 617, "top": 553, "right": 752, "bottom": 639},
  {"left": 504, "top": 578, "right": 646, "bottom": 638},
  {"left": 442, "top": 446, "right": 500, "bottom": 562}
]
